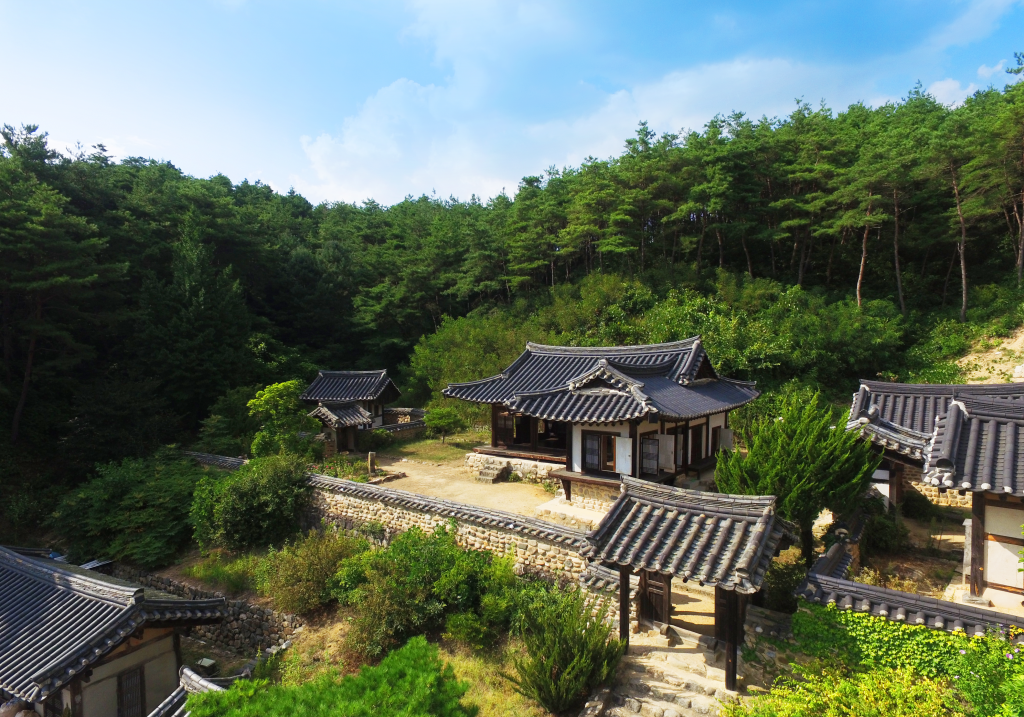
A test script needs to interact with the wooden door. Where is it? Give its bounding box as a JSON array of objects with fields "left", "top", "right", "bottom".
[
  {"left": 638, "top": 571, "right": 672, "bottom": 624},
  {"left": 117, "top": 666, "right": 145, "bottom": 717}
]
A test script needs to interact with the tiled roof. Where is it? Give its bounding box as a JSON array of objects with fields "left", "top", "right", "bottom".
[
  {"left": 0, "top": 547, "right": 226, "bottom": 703},
  {"left": 308, "top": 403, "right": 373, "bottom": 428},
  {"left": 582, "top": 479, "right": 790, "bottom": 594},
  {"left": 300, "top": 370, "right": 401, "bottom": 404},
  {"left": 796, "top": 570, "right": 1023, "bottom": 636},
  {"left": 846, "top": 407, "right": 932, "bottom": 461},
  {"left": 923, "top": 397, "right": 1024, "bottom": 494},
  {"left": 850, "top": 381, "right": 1024, "bottom": 435},
  {"left": 444, "top": 339, "right": 758, "bottom": 423}
]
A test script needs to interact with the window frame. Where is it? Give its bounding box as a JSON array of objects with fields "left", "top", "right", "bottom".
[{"left": 581, "top": 429, "right": 620, "bottom": 477}]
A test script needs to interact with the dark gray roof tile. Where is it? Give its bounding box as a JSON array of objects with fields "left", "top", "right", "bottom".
[{"left": 300, "top": 370, "right": 401, "bottom": 404}]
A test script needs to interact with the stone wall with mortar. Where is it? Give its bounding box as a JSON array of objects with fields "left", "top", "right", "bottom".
[
  {"left": 565, "top": 481, "right": 621, "bottom": 512},
  {"left": 903, "top": 464, "right": 972, "bottom": 508},
  {"left": 113, "top": 565, "right": 303, "bottom": 656},
  {"left": 464, "top": 452, "right": 563, "bottom": 483},
  {"left": 306, "top": 473, "right": 588, "bottom": 581}
]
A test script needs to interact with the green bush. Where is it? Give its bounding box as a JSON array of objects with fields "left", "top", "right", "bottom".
[
  {"left": 191, "top": 455, "right": 310, "bottom": 551},
  {"left": 356, "top": 429, "right": 394, "bottom": 452},
  {"left": 333, "top": 522, "right": 540, "bottom": 659},
  {"left": 186, "top": 636, "right": 475, "bottom": 717},
  {"left": 259, "top": 529, "right": 368, "bottom": 614},
  {"left": 859, "top": 511, "right": 910, "bottom": 557},
  {"left": 247, "top": 380, "right": 322, "bottom": 459},
  {"left": 949, "top": 631, "right": 1024, "bottom": 717},
  {"left": 722, "top": 666, "right": 964, "bottom": 717},
  {"left": 760, "top": 558, "right": 806, "bottom": 614},
  {"left": 50, "top": 448, "right": 211, "bottom": 568},
  {"left": 504, "top": 586, "right": 624, "bottom": 714},
  {"left": 899, "top": 488, "right": 939, "bottom": 520},
  {"left": 195, "top": 385, "right": 263, "bottom": 456},
  {"left": 424, "top": 407, "right": 469, "bottom": 443}
]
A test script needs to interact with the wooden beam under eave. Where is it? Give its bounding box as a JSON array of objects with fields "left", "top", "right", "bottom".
[{"left": 619, "top": 565, "right": 630, "bottom": 646}]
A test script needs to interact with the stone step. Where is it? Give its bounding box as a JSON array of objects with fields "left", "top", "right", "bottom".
[
  {"left": 622, "top": 655, "right": 734, "bottom": 700},
  {"left": 609, "top": 690, "right": 723, "bottom": 717}
]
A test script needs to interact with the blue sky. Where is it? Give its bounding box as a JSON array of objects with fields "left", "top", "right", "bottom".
[{"left": 1, "top": 0, "right": 1022, "bottom": 205}]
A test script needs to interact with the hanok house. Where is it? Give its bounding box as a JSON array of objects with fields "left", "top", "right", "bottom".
[
  {"left": 584, "top": 478, "right": 791, "bottom": 691},
  {"left": 443, "top": 339, "right": 759, "bottom": 505},
  {"left": 0, "top": 546, "right": 226, "bottom": 717},
  {"left": 301, "top": 369, "right": 424, "bottom": 456},
  {"left": 848, "top": 381, "right": 1024, "bottom": 610}
]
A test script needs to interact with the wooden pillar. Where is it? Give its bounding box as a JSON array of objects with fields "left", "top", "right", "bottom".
[
  {"left": 662, "top": 573, "right": 672, "bottom": 625},
  {"left": 629, "top": 421, "right": 638, "bottom": 478},
  {"left": 490, "top": 404, "right": 499, "bottom": 448},
  {"left": 561, "top": 478, "right": 572, "bottom": 502},
  {"left": 721, "top": 587, "right": 740, "bottom": 692},
  {"left": 971, "top": 491, "right": 986, "bottom": 597},
  {"left": 619, "top": 565, "right": 631, "bottom": 646},
  {"left": 565, "top": 423, "right": 573, "bottom": 470},
  {"left": 530, "top": 416, "right": 538, "bottom": 450}
]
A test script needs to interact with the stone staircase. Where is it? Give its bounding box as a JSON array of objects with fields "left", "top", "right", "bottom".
[
  {"left": 474, "top": 456, "right": 511, "bottom": 484},
  {"left": 602, "top": 629, "right": 740, "bottom": 717}
]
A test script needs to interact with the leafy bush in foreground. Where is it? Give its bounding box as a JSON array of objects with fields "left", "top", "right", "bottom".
[
  {"left": 191, "top": 454, "right": 310, "bottom": 551},
  {"left": 333, "top": 522, "right": 544, "bottom": 658},
  {"left": 505, "top": 587, "right": 624, "bottom": 714},
  {"left": 722, "top": 666, "right": 964, "bottom": 717},
  {"left": 185, "top": 636, "right": 475, "bottom": 717},
  {"left": 260, "top": 529, "right": 368, "bottom": 614},
  {"left": 51, "top": 448, "right": 210, "bottom": 568}
]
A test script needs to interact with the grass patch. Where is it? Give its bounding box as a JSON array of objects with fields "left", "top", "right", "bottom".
[
  {"left": 184, "top": 550, "right": 262, "bottom": 594},
  {"left": 439, "top": 643, "right": 550, "bottom": 717},
  {"left": 380, "top": 430, "right": 491, "bottom": 463}
]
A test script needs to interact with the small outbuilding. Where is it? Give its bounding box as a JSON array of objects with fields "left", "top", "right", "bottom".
[
  {"left": 0, "top": 546, "right": 226, "bottom": 717},
  {"left": 301, "top": 370, "right": 424, "bottom": 454}
]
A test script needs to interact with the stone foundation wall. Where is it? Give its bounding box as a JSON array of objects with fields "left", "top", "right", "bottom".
[
  {"left": 566, "top": 482, "right": 620, "bottom": 512},
  {"left": 307, "top": 476, "right": 587, "bottom": 581},
  {"left": 903, "top": 464, "right": 972, "bottom": 508},
  {"left": 464, "top": 452, "right": 563, "bottom": 483},
  {"left": 113, "top": 565, "right": 302, "bottom": 656}
]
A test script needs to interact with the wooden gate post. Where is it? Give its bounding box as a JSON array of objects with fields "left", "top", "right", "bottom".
[
  {"left": 724, "top": 588, "right": 739, "bottom": 692},
  {"left": 619, "top": 565, "right": 631, "bottom": 647}
]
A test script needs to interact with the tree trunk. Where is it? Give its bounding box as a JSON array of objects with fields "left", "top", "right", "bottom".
[
  {"left": 950, "top": 169, "right": 969, "bottom": 322},
  {"left": 798, "top": 232, "right": 810, "bottom": 287},
  {"left": 716, "top": 228, "right": 724, "bottom": 269},
  {"left": 1015, "top": 200, "right": 1024, "bottom": 287},
  {"left": 893, "top": 191, "right": 906, "bottom": 315},
  {"left": 826, "top": 234, "right": 838, "bottom": 285},
  {"left": 696, "top": 216, "right": 706, "bottom": 274},
  {"left": 741, "top": 234, "right": 753, "bottom": 277},
  {"left": 11, "top": 299, "right": 41, "bottom": 443},
  {"left": 920, "top": 245, "right": 930, "bottom": 279},
  {"left": 857, "top": 225, "right": 870, "bottom": 307},
  {"left": 1, "top": 289, "right": 11, "bottom": 382}
]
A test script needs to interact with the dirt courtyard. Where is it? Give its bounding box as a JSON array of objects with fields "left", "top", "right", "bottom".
[{"left": 376, "top": 455, "right": 556, "bottom": 517}]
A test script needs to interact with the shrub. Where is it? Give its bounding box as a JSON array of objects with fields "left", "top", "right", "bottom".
[
  {"left": 949, "top": 631, "right": 1024, "bottom": 717},
  {"left": 900, "top": 488, "right": 939, "bottom": 520},
  {"left": 191, "top": 455, "right": 310, "bottom": 551},
  {"left": 50, "top": 448, "right": 211, "bottom": 568},
  {"left": 424, "top": 407, "right": 469, "bottom": 443},
  {"left": 186, "top": 636, "right": 474, "bottom": 717},
  {"left": 760, "top": 558, "right": 806, "bottom": 614},
  {"left": 195, "top": 385, "right": 263, "bottom": 456},
  {"left": 722, "top": 666, "right": 965, "bottom": 717},
  {"left": 356, "top": 428, "right": 394, "bottom": 452},
  {"left": 504, "top": 586, "right": 624, "bottom": 714},
  {"left": 859, "top": 511, "right": 910, "bottom": 557},
  {"left": 259, "top": 529, "right": 368, "bottom": 614},
  {"left": 336, "top": 523, "right": 492, "bottom": 659}
]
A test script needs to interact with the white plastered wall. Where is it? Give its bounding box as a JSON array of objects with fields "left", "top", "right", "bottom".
[{"left": 81, "top": 633, "right": 177, "bottom": 717}]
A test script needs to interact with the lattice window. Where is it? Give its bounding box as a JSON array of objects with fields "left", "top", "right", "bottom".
[
  {"left": 117, "top": 666, "right": 144, "bottom": 717},
  {"left": 641, "top": 436, "right": 659, "bottom": 475},
  {"left": 584, "top": 433, "right": 601, "bottom": 471}
]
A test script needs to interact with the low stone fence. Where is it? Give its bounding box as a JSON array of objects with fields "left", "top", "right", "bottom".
[
  {"left": 113, "top": 565, "right": 303, "bottom": 656},
  {"left": 901, "top": 465, "right": 972, "bottom": 509},
  {"left": 306, "top": 472, "right": 588, "bottom": 580}
]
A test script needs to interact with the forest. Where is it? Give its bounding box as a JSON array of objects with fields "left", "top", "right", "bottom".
[{"left": 1, "top": 61, "right": 1023, "bottom": 542}]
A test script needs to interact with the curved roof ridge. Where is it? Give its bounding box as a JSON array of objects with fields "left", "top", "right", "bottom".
[
  {"left": 0, "top": 546, "right": 139, "bottom": 606},
  {"left": 317, "top": 369, "right": 388, "bottom": 376},
  {"left": 524, "top": 337, "right": 700, "bottom": 354}
]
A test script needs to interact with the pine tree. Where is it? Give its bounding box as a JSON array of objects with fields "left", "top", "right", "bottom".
[{"left": 716, "top": 392, "right": 879, "bottom": 566}]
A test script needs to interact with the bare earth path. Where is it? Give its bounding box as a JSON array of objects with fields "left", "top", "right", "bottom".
[{"left": 375, "top": 455, "right": 555, "bottom": 517}]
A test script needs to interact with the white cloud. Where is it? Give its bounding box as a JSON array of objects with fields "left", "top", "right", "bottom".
[
  {"left": 978, "top": 59, "right": 1006, "bottom": 77},
  {"left": 927, "top": 77, "right": 980, "bottom": 105},
  {"left": 925, "top": 0, "right": 1023, "bottom": 51}
]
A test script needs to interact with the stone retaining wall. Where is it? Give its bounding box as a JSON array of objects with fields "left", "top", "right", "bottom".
[
  {"left": 113, "top": 565, "right": 302, "bottom": 656},
  {"left": 464, "top": 452, "right": 563, "bottom": 483},
  {"left": 308, "top": 480, "right": 587, "bottom": 580},
  {"left": 903, "top": 465, "right": 972, "bottom": 508},
  {"left": 566, "top": 482, "right": 620, "bottom": 512}
]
